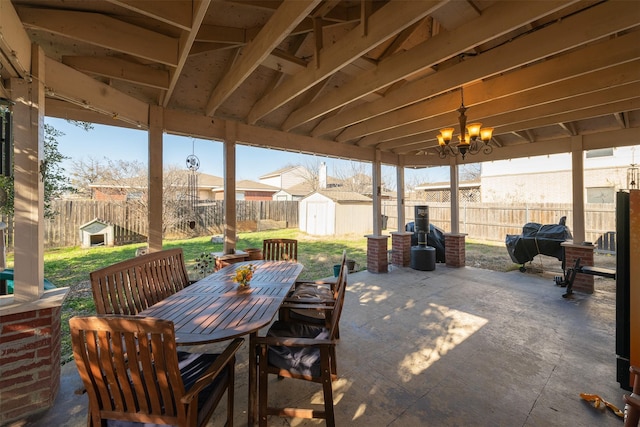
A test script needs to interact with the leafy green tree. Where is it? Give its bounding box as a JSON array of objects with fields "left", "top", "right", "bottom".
[{"left": 0, "top": 122, "right": 83, "bottom": 219}]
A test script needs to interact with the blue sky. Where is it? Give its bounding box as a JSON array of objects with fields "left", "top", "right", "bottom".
[{"left": 46, "top": 117, "right": 446, "bottom": 186}]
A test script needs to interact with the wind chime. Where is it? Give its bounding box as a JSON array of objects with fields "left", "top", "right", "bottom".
[
  {"left": 186, "top": 139, "right": 200, "bottom": 230},
  {"left": 628, "top": 147, "right": 638, "bottom": 190}
]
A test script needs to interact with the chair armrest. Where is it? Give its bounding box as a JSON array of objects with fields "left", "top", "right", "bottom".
[
  {"left": 625, "top": 393, "right": 640, "bottom": 408},
  {"left": 295, "top": 279, "right": 335, "bottom": 286},
  {"left": 181, "top": 338, "right": 244, "bottom": 404},
  {"left": 254, "top": 335, "right": 335, "bottom": 348}
]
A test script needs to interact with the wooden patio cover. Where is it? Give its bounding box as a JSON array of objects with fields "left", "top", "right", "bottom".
[{"left": 1, "top": 0, "right": 638, "bottom": 167}]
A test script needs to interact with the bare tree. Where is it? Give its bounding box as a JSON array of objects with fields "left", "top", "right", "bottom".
[
  {"left": 333, "top": 161, "right": 372, "bottom": 193},
  {"left": 69, "top": 158, "right": 208, "bottom": 236},
  {"left": 460, "top": 163, "right": 481, "bottom": 181},
  {"left": 293, "top": 159, "right": 323, "bottom": 191}
]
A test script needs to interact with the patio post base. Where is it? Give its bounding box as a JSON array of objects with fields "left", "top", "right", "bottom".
[
  {"left": 366, "top": 235, "right": 389, "bottom": 273},
  {"left": 444, "top": 233, "right": 467, "bottom": 268},
  {"left": 561, "top": 242, "right": 595, "bottom": 294}
]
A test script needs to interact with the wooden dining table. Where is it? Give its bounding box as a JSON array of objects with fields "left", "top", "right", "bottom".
[{"left": 138, "top": 259, "right": 304, "bottom": 425}]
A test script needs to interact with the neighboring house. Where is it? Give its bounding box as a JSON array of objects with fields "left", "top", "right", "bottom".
[
  {"left": 272, "top": 182, "right": 315, "bottom": 201},
  {"left": 210, "top": 180, "right": 279, "bottom": 201},
  {"left": 89, "top": 171, "right": 223, "bottom": 202},
  {"left": 299, "top": 190, "right": 373, "bottom": 236},
  {"left": 481, "top": 145, "right": 638, "bottom": 203},
  {"left": 264, "top": 162, "right": 345, "bottom": 201},
  {"left": 411, "top": 145, "right": 638, "bottom": 204},
  {"left": 414, "top": 180, "right": 481, "bottom": 203},
  {"left": 259, "top": 165, "right": 310, "bottom": 189}
]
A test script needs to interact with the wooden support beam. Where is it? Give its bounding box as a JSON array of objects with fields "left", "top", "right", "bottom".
[
  {"left": 19, "top": 7, "right": 179, "bottom": 66},
  {"left": 105, "top": 0, "right": 193, "bottom": 30},
  {"left": 206, "top": 0, "right": 320, "bottom": 116},
  {"left": 10, "top": 45, "right": 45, "bottom": 302},
  {"left": 163, "top": 0, "right": 212, "bottom": 107},
  {"left": 311, "top": 0, "right": 636, "bottom": 137},
  {"left": 248, "top": 0, "right": 446, "bottom": 124},
  {"left": 62, "top": 56, "right": 170, "bottom": 90},
  {"left": 286, "top": 0, "right": 576, "bottom": 132},
  {"left": 148, "top": 105, "right": 164, "bottom": 252},
  {"left": 0, "top": 0, "right": 31, "bottom": 78}
]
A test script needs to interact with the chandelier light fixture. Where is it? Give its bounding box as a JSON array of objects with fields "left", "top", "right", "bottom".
[{"left": 437, "top": 88, "right": 494, "bottom": 160}]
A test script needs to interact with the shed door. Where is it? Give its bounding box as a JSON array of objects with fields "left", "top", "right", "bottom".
[{"left": 307, "top": 201, "right": 328, "bottom": 235}]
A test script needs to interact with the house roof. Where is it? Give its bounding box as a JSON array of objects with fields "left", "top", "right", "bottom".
[
  {"left": 416, "top": 179, "right": 482, "bottom": 190},
  {"left": 259, "top": 165, "right": 305, "bottom": 180},
  {"left": 2, "top": 1, "right": 638, "bottom": 169},
  {"left": 89, "top": 172, "right": 223, "bottom": 189},
  {"left": 314, "top": 190, "right": 372, "bottom": 203},
  {"left": 278, "top": 182, "right": 315, "bottom": 198},
  {"left": 195, "top": 173, "right": 224, "bottom": 188},
  {"left": 210, "top": 179, "right": 279, "bottom": 193}
]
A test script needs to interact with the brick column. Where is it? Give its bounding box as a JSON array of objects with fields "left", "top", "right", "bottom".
[
  {"left": 444, "top": 233, "right": 466, "bottom": 268},
  {"left": 366, "top": 235, "right": 389, "bottom": 273},
  {"left": 562, "top": 242, "right": 595, "bottom": 294},
  {"left": 0, "top": 289, "right": 67, "bottom": 424},
  {"left": 390, "top": 232, "right": 412, "bottom": 267}
]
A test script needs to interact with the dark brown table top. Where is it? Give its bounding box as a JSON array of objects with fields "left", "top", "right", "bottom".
[{"left": 138, "top": 260, "right": 303, "bottom": 344}]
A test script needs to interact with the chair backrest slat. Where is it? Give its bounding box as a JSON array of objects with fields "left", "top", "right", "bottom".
[
  {"left": 90, "top": 248, "right": 191, "bottom": 315},
  {"left": 263, "top": 239, "right": 298, "bottom": 262}
]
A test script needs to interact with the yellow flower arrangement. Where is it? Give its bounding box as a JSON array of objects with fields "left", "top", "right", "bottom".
[{"left": 233, "top": 264, "right": 256, "bottom": 287}]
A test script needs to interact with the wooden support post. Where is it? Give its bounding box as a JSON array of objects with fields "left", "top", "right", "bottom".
[
  {"left": 148, "top": 104, "right": 163, "bottom": 252},
  {"left": 11, "top": 44, "right": 45, "bottom": 302},
  {"left": 224, "top": 121, "right": 237, "bottom": 254}
]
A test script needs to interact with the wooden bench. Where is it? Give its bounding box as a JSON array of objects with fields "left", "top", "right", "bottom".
[{"left": 90, "top": 248, "right": 194, "bottom": 315}]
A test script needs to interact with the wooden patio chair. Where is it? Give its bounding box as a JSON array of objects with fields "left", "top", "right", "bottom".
[
  {"left": 90, "top": 248, "right": 193, "bottom": 315},
  {"left": 279, "top": 251, "right": 347, "bottom": 336},
  {"left": 254, "top": 266, "right": 347, "bottom": 426},
  {"left": 70, "top": 315, "right": 243, "bottom": 427},
  {"left": 624, "top": 365, "right": 640, "bottom": 427},
  {"left": 262, "top": 239, "right": 298, "bottom": 262}
]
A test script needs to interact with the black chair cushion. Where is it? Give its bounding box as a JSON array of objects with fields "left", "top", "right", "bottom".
[
  {"left": 178, "top": 352, "right": 229, "bottom": 426},
  {"left": 266, "top": 321, "right": 329, "bottom": 378},
  {"left": 106, "top": 352, "right": 228, "bottom": 427}
]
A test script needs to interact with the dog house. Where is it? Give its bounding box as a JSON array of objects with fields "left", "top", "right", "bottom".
[{"left": 79, "top": 218, "right": 115, "bottom": 248}]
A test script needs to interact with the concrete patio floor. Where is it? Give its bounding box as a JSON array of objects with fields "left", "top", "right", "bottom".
[{"left": 10, "top": 264, "right": 625, "bottom": 427}]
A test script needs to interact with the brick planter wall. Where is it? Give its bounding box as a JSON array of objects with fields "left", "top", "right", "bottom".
[
  {"left": 391, "top": 232, "right": 412, "bottom": 267},
  {"left": 562, "top": 242, "right": 595, "bottom": 294},
  {"left": 444, "top": 233, "right": 466, "bottom": 268},
  {"left": 366, "top": 235, "right": 389, "bottom": 273},
  {"left": 0, "top": 290, "right": 67, "bottom": 425}
]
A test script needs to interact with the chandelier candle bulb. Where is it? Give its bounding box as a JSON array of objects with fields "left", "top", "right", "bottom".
[
  {"left": 480, "top": 127, "right": 494, "bottom": 143},
  {"left": 466, "top": 123, "right": 482, "bottom": 138}
]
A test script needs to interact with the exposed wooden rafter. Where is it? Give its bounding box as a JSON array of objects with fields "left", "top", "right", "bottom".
[
  {"left": 205, "top": 0, "right": 321, "bottom": 116},
  {"left": 248, "top": 0, "right": 448, "bottom": 124}
]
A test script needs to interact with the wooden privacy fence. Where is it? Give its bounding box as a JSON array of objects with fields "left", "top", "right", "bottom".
[
  {"left": 33, "top": 200, "right": 299, "bottom": 249},
  {"left": 382, "top": 201, "right": 616, "bottom": 253},
  {"left": 3, "top": 199, "right": 616, "bottom": 252}
]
